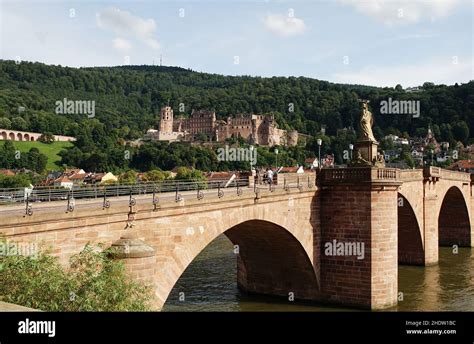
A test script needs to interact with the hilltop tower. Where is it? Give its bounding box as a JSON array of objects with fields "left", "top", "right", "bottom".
[{"left": 159, "top": 106, "right": 174, "bottom": 134}]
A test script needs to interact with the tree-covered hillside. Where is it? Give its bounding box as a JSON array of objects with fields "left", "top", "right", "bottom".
[
  {"left": 1, "top": 60, "right": 472, "bottom": 141},
  {"left": 0, "top": 59, "right": 472, "bottom": 173}
]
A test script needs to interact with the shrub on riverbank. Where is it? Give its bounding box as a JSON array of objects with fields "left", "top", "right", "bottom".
[{"left": 0, "top": 243, "right": 152, "bottom": 311}]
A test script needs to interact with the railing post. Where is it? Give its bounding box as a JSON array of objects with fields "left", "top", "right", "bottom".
[
  {"left": 152, "top": 184, "right": 159, "bottom": 210},
  {"left": 129, "top": 188, "right": 136, "bottom": 207},
  {"left": 25, "top": 195, "right": 33, "bottom": 216}
]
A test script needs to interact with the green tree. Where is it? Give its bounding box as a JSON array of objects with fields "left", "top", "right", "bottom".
[
  {"left": 401, "top": 151, "right": 415, "bottom": 168},
  {"left": 0, "top": 140, "right": 17, "bottom": 168},
  {"left": 175, "top": 167, "right": 206, "bottom": 181},
  {"left": 0, "top": 174, "right": 32, "bottom": 188},
  {"left": 142, "top": 169, "right": 169, "bottom": 182},
  {"left": 11, "top": 117, "right": 28, "bottom": 131},
  {"left": 0, "top": 117, "right": 12, "bottom": 129},
  {"left": 0, "top": 243, "right": 151, "bottom": 311},
  {"left": 452, "top": 121, "right": 469, "bottom": 144},
  {"left": 25, "top": 148, "right": 48, "bottom": 173}
]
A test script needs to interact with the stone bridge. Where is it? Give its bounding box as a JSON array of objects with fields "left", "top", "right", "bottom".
[
  {"left": 0, "top": 128, "right": 75, "bottom": 142},
  {"left": 0, "top": 167, "right": 472, "bottom": 310}
]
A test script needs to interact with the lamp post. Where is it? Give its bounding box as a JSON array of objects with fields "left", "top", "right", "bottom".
[
  {"left": 431, "top": 149, "right": 434, "bottom": 166},
  {"left": 349, "top": 143, "right": 354, "bottom": 161},
  {"left": 421, "top": 147, "right": 424, "bottom": 167},
  {"left": 274, "top": 148, "right": 279, "bottom": 168},
  {"left": 317, "top": 138, "right": 322, "bottom": 169},
  {"left": 249, "top": 145, "right": 254, "bottom": 171}
]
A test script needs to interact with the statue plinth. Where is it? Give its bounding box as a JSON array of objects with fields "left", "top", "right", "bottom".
[
  {"left": 350, "top": 139, "right": 385, "bottom": 167},
  {"left": 357, "top": 139, "right": 378, "bottom": 164}
]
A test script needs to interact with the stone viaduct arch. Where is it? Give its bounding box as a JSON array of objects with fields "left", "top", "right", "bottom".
[
  {"left": 438, "top": 186, "right": 471, "bottom": 247},
  {"left": 139, "top": 192, "right": 320, "bottom": 309},
  {"left": 397, "top": 194, "right": 424, "bottom": 265},
  {"left": 398, "top": 168, "right": 472, "bottom": 265},
  {"left": 0, "top": 129, "right": 74, "bottom": 142},
  {"left": 162, "top": 219, "right": 320, "bottom": 308}
]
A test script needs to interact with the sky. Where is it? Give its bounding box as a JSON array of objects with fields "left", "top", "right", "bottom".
[{"left": 0, "top": 0, "right": 473, "bottom": 87}]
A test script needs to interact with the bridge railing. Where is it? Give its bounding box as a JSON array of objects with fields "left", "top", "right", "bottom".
[
  {"left": 0, "top": 178, "right": 247, "bottom": 205},
  {"left": 0, "top": 174, "right": 316, "bottom": 208},
  {"left": 399, "top": 169, "right": 424, "bottom": 181},
  {"left": 320, "top": 167, "right": 400, "bottom": 184}
]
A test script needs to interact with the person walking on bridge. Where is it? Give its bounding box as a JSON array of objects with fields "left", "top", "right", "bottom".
[{"left": 266, "top": 168, "right": 274, "bottom": 185}]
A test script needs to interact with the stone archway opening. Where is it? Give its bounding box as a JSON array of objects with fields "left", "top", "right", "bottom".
[
  {"left": 0, "top": 132, "right": 7, "bottom": 140},
  {"left": 438, "top": 186, "right": 470, "bottom": 247},
  {"left": 162, "top": 220, "right": 319, "bottom": 310},
  {"left": 8, "top": 132, "right": 15, "bottom": 141},
  {"left": 397, "top": 194, "right": 424, "bottom": 265}
]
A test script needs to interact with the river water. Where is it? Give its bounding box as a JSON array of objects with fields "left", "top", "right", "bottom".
[{"left": 163, "top": 235, "right": 474, "bottom": 312}]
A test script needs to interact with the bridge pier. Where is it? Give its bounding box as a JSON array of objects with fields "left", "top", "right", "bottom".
[
  {"left": 110, "top": 233, "right": 159, "bottom": 309},
  {"left": 423, "top": 195, "right": 440, "bottom": 265},
  {"left": 320, "top": 168, "right": 401, "bottom": 309}
]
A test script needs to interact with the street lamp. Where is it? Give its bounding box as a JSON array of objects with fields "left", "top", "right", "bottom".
[
  {"left": 274, "top": 148, "right": 279, "bottom": 168},
  {"left": 249, "top": 145, "right": 254, "bottom": 171},
  {"left": 349, "top": 143, "right": 354, "bottom": 161},
  {"left": 421, "top": 147, "right": 424, "bottom": 167},
  {"left": 317, "top": 138, "right": 322, "bottom": 169},
  {"left": 431, "top": 149, "right": 434, "bottom": 166}
]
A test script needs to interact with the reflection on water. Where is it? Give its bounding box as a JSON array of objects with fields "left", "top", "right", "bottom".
[
  {"left": 163, "top": 235, "right": 474, "bottom": 312},
  {"left": 395, "top": 247, "right": 474, "bottom": 311}
]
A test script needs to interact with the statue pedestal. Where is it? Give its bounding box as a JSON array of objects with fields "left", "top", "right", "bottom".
[{"left": 356, "top": 140, "right": 378, "bottom": 164}]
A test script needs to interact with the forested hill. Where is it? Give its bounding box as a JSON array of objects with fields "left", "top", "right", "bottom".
[{"left": 0, "top": 59, "right": 473, "bottom": 145}]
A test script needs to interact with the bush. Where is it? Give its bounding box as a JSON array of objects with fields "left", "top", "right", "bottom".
[
  {"left": 0, "top": 243, "right": 152, "bottom": 311},
  {"left": 175, "top": 167, "right": 206, "bottom": 182},
  {"left": 38, "top": 132, "right": 55, "bottom": 144},
  {"left": 118, "top": 170, "right": 137, "bottom": 184},
  {"left": 142, "top": 169, "right": 170, "bottom": 182}
]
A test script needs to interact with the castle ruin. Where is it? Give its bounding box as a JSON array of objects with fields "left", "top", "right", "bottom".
[{"left": 146, "top": 106, "right": 298, "bottom": 147}]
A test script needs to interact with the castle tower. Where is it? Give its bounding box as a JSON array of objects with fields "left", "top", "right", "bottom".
[{"left": 159, "top": 106, "right": 174, "bottom": 134}]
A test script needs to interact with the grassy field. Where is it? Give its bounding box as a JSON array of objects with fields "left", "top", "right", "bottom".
[{"left": 2, "top": 140, "right": 73, "bottom": 171}]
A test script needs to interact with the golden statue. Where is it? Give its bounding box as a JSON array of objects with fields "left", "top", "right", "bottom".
[{"left": 360, "top": 101, "right": 377, "bottom": 142}]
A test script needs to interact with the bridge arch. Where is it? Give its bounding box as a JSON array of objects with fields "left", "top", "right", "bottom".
[
  {"left": 438, "top": 186, "right": 471, "bottom": 247},
  {"left": 17, "top": 133, "right": 23, "bottom": 141},
  {"left": 8, "top": 132, "right": 15, "bottom": 140},
  {"left": 397, "top": 193, "right": 424, "bottom": 265},
  {"left": 0, "top": 131, "right": 6, "bottom": 140},
  {"left": 157, "top": 211, "right": 320, "bottom": 309}
]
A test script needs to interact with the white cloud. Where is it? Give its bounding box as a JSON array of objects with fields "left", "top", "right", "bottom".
[
  {"left": 338, "top": 0, "right": 461, "bottom": 24},
  {"left": 331, "top": 58, "right": 472, "bottom": 87},
  {"left": 264, "top": 13, "right": 307, "bottom": 37},
  {"left": 113, "top": 38, "right": 132, "bottom": 53},
  {"left": 97, "top": 7, "right": 160, "bottom": 50}
]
